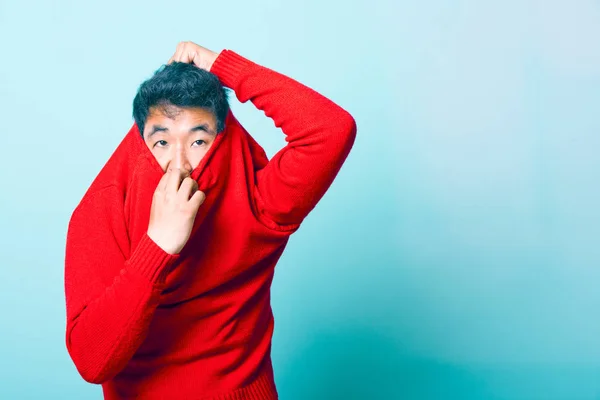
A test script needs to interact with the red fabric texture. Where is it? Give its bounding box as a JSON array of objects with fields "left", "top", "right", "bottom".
[{"left": 64, "top": 49, "right": 356, "bottom": 399}]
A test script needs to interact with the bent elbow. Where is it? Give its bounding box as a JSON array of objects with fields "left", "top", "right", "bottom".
[
  {"left": 336, "top": 110, "right": 357, "bottom": 147},
  {"left": 333, "top": 111, "right": 357, "bottom": 155},
  {"left": 72, "top": 355, "right": 116, "bottom": 384},
  {"left": 66, "top": 334, "right": 115, "bottom": 385},
  {"left": 79, "top": 369, "right": 109, "bottom": 385}
]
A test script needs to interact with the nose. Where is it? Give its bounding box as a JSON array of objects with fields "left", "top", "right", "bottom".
[{"left": 171, "top": 145, "right": 193, "bottom": 175}]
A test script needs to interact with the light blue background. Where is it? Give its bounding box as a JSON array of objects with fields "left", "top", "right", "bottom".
[{"left": 1, "top": 0, "right": 599, "bottom": 399}]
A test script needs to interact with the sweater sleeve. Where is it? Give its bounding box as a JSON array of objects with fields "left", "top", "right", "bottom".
[
  {"left": 64, "top": 185, "right": 180, "bottom": 384},
  {"left": 209, "top": 50, "right": 357, "bottom": 228}
]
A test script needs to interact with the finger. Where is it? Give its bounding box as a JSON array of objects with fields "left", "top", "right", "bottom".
[
  {"left": 182, "top": 45, "right": 197, "bottom": 64},
  {"left": 158, "top": 160, "right": 173, "bottom": 192},
  {"left": 189, "top": 189, "right": 206, "bottom": 209},
  {"left": 166, "top": 167, "right": 188, "bottom": 195},
  {"left": 171, "top": 42, "right": 186, "bottom": 63},
  {"left": 177, "top": 177, "right": 198, "bottom": 201},
  {"left": 156, "top": 171, "right": 169, "bottom": 193},
  {"left": 167, "top": 43, "right": 182, "bottom": 64}
]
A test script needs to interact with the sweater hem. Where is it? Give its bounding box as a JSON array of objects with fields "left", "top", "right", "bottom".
[{"left": 203, "top": 369, "right": 278, "bottom": 400}]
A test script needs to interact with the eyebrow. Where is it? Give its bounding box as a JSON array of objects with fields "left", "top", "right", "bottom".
[{"left": 147, "top": 123, "right": 214, "bottom": 138}]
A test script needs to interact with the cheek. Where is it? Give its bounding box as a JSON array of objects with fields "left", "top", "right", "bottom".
[
  {"left": 149, "top": 149, "right": 170, "bottom": 172},
  {"left": 189, "top": 149, "right": 209, "bottom": 169}
]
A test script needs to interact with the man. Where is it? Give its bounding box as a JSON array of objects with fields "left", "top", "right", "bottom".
[{"left": 64, "top": 41, "right": 356, "bottom": 399}]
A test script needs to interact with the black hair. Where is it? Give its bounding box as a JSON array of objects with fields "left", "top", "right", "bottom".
[{"left": 132, "top": 62, "right": 230, "bottom": 137}]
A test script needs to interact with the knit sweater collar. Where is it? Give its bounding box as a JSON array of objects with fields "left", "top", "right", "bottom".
[{"left": 132, "top": 110, "right": 236, "bottom": 193}]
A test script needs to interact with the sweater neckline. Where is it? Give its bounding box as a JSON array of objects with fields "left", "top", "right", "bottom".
[{"left": 135, "top": 114, "right": 229, "bottom": 184}]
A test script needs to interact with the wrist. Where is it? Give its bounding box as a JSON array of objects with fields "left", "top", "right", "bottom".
[
  {"left": 207, "top": 50, "right": 221, "bottom": 72},
  {"left": 147, "top": 229, "right": 178, "bottom": 255}
]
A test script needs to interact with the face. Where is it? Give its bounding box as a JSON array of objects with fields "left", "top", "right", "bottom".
[{"left": 143, "top": 105, "right": 218, "bottom": 173}]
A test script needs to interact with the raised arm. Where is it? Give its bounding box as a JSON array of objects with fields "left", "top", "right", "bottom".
[
  {"left": 64, "top": 185, "right": 180, "bottom": 384},
  {"left": 209, "top": 50, "right": 357, "bottom": 228}
]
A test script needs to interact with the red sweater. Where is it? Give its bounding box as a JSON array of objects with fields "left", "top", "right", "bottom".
[{"left": 64, "top": 50, "right": 356, "bottom": 399}]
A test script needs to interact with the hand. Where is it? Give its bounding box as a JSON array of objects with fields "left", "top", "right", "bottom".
[
  {"left": 167, "top": 41, "right": 219, "bottom": 71},
  {"left": 147, "top": 165, "right": 206, "bottom": 255}
]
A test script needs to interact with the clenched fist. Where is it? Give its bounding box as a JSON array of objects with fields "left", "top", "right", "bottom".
[
  {"left": 167, "top": 41, "right": 220, "bottom": 71},
  {"left": 147, "top": 164, "right": 206, "bottom": 255}
]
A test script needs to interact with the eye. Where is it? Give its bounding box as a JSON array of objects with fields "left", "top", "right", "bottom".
[
  {"left": 192, "top": 140, "right": 206, "bottom": 147},
  {"left": 153, "top": 140, "right": 168, "bottom": 148}
]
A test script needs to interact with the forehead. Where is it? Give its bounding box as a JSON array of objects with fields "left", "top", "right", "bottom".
[{"left": 147, "top": 105, "right": 216, "bottom": 124}]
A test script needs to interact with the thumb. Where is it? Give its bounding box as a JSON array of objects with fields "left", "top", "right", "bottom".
[{"left": 192, "top": 51, "right": 209, "bottom": 71}]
